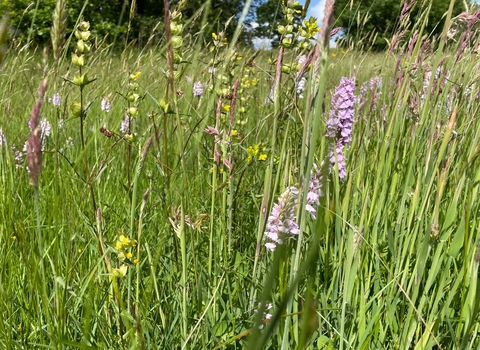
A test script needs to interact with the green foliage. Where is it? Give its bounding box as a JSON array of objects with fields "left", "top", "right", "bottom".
[
  {"left": 2, "top": 1, "right": 480, "bottom": 348},
  {"left": 0, "top": 0, "right": 258, "bottom": 47},
  {"left": 334, "top": 0, "right": 468, "bottom": 49},
  {"left": 254, "top": 0, "right": 304, "bottom": 46}
]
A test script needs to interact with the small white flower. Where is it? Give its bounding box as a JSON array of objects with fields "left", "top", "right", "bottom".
[
  {"left": 52, "top": 93, "right": 61, "bottom": 106},
  {"left": 120, "top": 115, "right": 130, "bottom": 134},
  {"left": 193, "top": 81, "right": 204, "bottom": 97},
  {"left": 0, "top": 128, "right": 5, "bottom": 147},
  {"left": 101, "top": 97, "right": 111, "bottom": 113}
]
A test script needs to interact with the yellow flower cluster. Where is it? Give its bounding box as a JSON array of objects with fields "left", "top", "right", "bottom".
[
  {"left": 116, "top": 234, "right": 137, "bottom": 251},
  {"left": 247, "top": 144, "right": 268, "bottom": 164},
  {"left": 241, "top": 75, "right": 258, "bottom": 89},
  {"left": 115, "top": 234, "right": 138, "bottom": 269}
]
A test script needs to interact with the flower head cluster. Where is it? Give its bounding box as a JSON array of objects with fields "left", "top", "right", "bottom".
[
  {"left": 421, "top": 65, "right": 450, "bottom": 104},
  {"left": 49, "top": 93, "right": 61, "bottom": 106},
  {"left": 356, "top": 76, "right": 382, "bottom": 111},
  {"left": 265, "top": 186, "right": 300, "bottom": 251},
  {"left": 326, "top": 77, "right": 355, "bottom": 180},
  {"left": 193, "top": 81, "right": 204, "bottom": 97},
  {"left": 120, "top": 114, "right": 129, "bottom": 134},
  {"left": 295, "top": 55, "right": 308, "bottom": 99},
  {"left": 247, "top": 143, "right": 267, "bottom": 164},
  {"left": 115, "top": 234, "right": 138, "bottom": 262},
  {"left": 71, "top": 20, "right": 91, "bottom": 87},
  {"left": 13, "top": 147, "right": 23, "bottom": 168},
  {"left": 39, "top": 118, "right": 51, "bottom": 151},
  {"left": 255, "top": 302, "right": 273, "bottom": 329},
  {"left": 0, "top": 128, "right": 5, "bottom": 147},
  {"left": 101, "top": 97, "right": 111, "bottom": 112},
  {"left": 306, "top": 163, "right": 324, "bottom": 219}
]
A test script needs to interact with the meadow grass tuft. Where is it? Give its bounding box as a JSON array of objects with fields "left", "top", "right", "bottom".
[{"left": 1, "top": 0, "right": 480, "bottom": 348}]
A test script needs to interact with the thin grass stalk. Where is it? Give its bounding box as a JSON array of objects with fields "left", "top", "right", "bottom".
[
  {"left": 179, "top": 204, "right": 188, "bottom": 345},
  {"left": 226, "top": 79, "right": 239, "bottom": 252},
  {"left": 168, "top": 56, "right": 191, "bottom": 344},
  {"left": 51, "top": 0, "right": 67, "bottom": 68},
  {"left": 135, "top": 188, "right": 150, "bottom": 350},
  {"left": 95, "top": 209, "right": 132, "bottom": 348},
  {"left": 249, "top": 46, "right": 284, "bottom": 310}
]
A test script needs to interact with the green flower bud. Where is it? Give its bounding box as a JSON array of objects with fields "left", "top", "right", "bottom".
[
  {"left": 170, "top": 22, "right": 183, "bottom": 35},
  {"left": 73, "top": 74, "right": 87, "bottom": 86},
  {"left": 159, "top": 99, "right": 171, "bottom": 113},
  {"left": 277, "top": 25, "right": 285, "bottom": 35},
  {"left": 128, "top": 82, "right": 139, "bottom": 91},
  {"left": 281, "top": 37, "right": 292, "bottom": 48},
  {"left": 72, "top": 53, "right": 85, "bottom": 67},
  {"left": 173, "top": 52, "right": 182, "bottom": 64},
  {"left": 171, "top": 35, "right": 183, "bottom": 49},
  {"left": 78, "top": 20, "right": 90, "bottom": 31},
  {"left": 70, "top": 102, "right": 82, "bottom": 117},
  {"left": 281, "top": 64, "right": 292, "bottom": 74},
  {"left": 299, "top": 40, "right": 310, "bottom": 50},
  {"left": 171, "top": 10, "right": 182, "bottom": 21},
  {"left": 125, "top": 133, "right": 136, "bottom": 143},
  {"left": 76, "top": 40, "right": 85, "bottom": 53},
  {"left": 285, "top": 25, "right": 294, "bottom": 34},
  {"left": 128, "top": 106, "right": 138, "bottom": 117},
  {"left": 127, "top": 93, "right": 139, "bottom": 103},
  {"left": 80, "top": 31, "right": 91, "bottom": 41}
]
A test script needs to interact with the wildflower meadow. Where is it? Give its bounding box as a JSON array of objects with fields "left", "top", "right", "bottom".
[{"left": 1, "top": 0, "right": 480, "bottom": 348}]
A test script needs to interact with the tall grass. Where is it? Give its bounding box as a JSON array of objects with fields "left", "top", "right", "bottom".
[{"left": 1, "top": 0, "right": 480, "bottom": 348}]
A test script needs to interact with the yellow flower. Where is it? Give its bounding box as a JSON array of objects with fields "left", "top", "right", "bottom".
[
  {"left": 126, "top": 252, "right": 133, "bottom": 259},
  {"left": 130, "top": 71, "right": 141, "bottom": 80},
  {"left": 133, "top": 259, "right": 139, "bottom": 265},
  {"left": 112, "top": 264, "right": 128, "bottom": 278},
  {"left": 78, "top": 248, "right": 82, "bottom": 253},
  {"left": 120, "top": 235, "right": 130, "bottom": 245},
  {"left": 258, "top": 154, "right": 267, "bottom": 161},
  {"left": 231, "top": 129, "right": 238, "bottom": 137},
  {"left": 331, "top": 53, "right": 336, "bottom": 57},
  {"left": 222, "top": 105, "right": 231, "bottom": 112}
]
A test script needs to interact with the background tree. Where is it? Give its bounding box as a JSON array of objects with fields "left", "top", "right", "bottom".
[
  {"left": 334, "top": 0, "right": 469, "bottom": 50},
  {"left": 0, "top": 0, "right": 258, "bottom": 48},
  {"left": 254, "top": 0, "right": 304, "bottom": 47}
]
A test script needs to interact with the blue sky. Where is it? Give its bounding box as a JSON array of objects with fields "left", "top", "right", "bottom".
[{"left": 302, "top": 0, "right": 326, "bottom": 24}]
